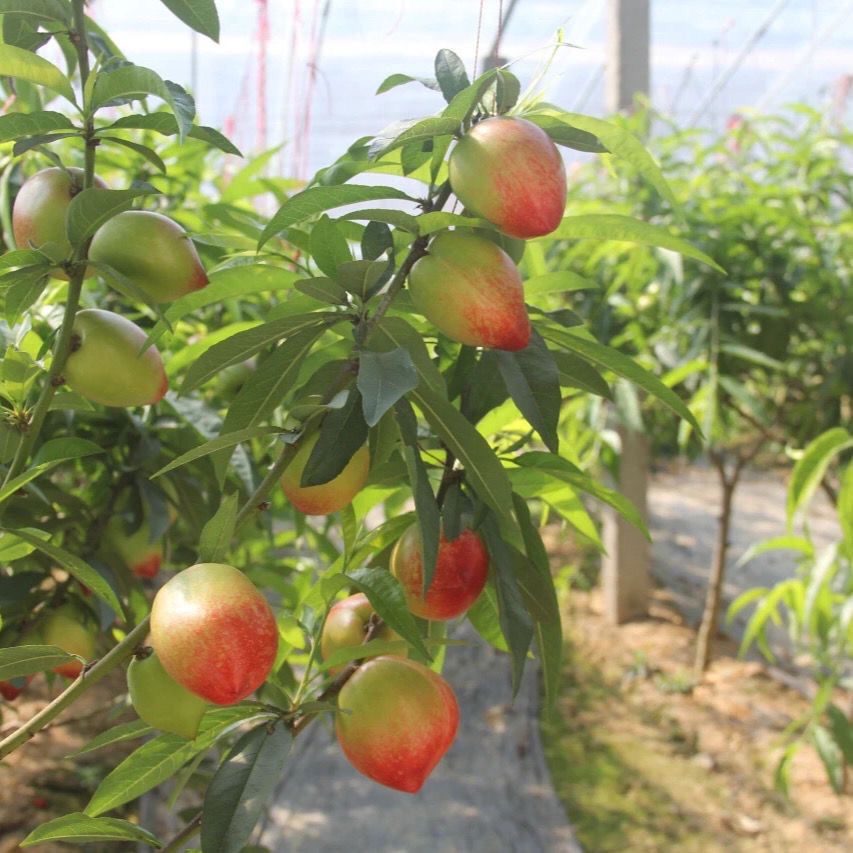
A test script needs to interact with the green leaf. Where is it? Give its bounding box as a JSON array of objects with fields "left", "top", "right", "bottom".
[
  {"left": 2, "top": 529, "right": 121, "bottom": 613},
  {"left": 435, "top": 48, "right": 470, "bottom": 102},
  {"left": 103, "top": 113, "right": 241, "bottom": 155},
  {"left": 467, "top": 586, "right": 509, "bottom": 652},
  {"left": 358, "top": 348, "right": 418, "bottom": 428},
  {"left": 69, "top": 719, "right": 152, "bottom": 757},
  {"left": 547, "top": 214, "right": 723, "bottom": 272},
  {"left": 369, "top": 116, "right": 460, "bottom": 159},
  {"left": 310, "top": 215, "right": 352, "bottom": 277},
  {"left": 719, "top": 343, "right": 785, "bottom": 371},
  {"left": 394, "top": 399, "right": 440, "bottom": 593},
  {"left": 524, "top": 270, "right": 596, "bottom": 299},
  {"left": 481, "top": 513, "right": 534, "bottom": 693},
  {"left": 524, "top": 113, "right": 606, "bottom": 153},
  {"left": 0, "top": 1, "right": 69, "bottom": 22},
  {"left": 826, "top": 704, "right": 853, "bottom": 767},
  {"left": 443, "top": 69, "right": 497, "bottom": 122},
  {"left": 151, "top": 426, "right": 282, "bottom": 478},
  {"left": 65, "top": 187, "right": 159, "bottom": 248},
  {"left": 551, "top": 351, "right": 611, "bottom": 398},
  {"left": 416, "top": 211, "right": 492, "bottom": 235},
  {"left": 3, "top": 266, "right": 48, "bottom": 325},
  {"left": 733, "top": 535, "right": 814, "bottom": 571},
  {"left": 540, "top": 325, "right": 701, "bottom": 433},
  {"left": 339, "top": 207, "right": 420, "bottom": 233},
  {"left": 0, "top": 110, "right": 74, "bottom": 142},
  {"left": 260, "top": 185, "right": 413, "bottom": 249},
  {"left": 181, "top": 314, "right": 335, "bottom": 393},
  {"left": 787, "top": 428, "right": 853, "bottom": 528},
  {"left": 811, "top": 725, "right": 845, "bottom": 793},
  {"left": 514, "top": 452, "right": 648, "bottom": 538},
  {"left": 495, "top": 329, "right": 560, "bottom": 453},
  {"left": 411, "top": 385, "right": 514, "bottom": 523},
  {"left": 534, "top": 110, "right": 677, "bottom": 210},
  {"left": 0, "top": 644, "right": 74, "bottom": 680},
  {"left": 218, "top": 326, "right": 327, "bottom": 441},
  {"left": 91, "top": 65, "right": 194, "bottom": 140},
  {"left": 86, "top": 708, "right": 271, "bottom": 816},
  {"left": 368, "top": 317, "right": 445, "bottom": 395},
  {"left": 21, "top": 814, "right": 162, "bottom": 849},
  {"left": 344, "top": 567, "right": 429, "bottom": 658},
  {"left": 301, "top": 389, "right": 368, "bottom": 487},
  {"left": 839, "top": 463, "right": 853, "bottom": 559},
  {"left": 159, "top": 0, "right": 220, "bottom": 41},
  {"left": 0, "top": 43, "right": 75, "bottom": 103},
  {"left": 100, "top": 136, "right": 167, "bottom": 173},
  {"left": 198, "top": 492, "right": 239, "bottom": 563},
  {"left": 200, "top": 723, "right": 290, "bottom": 853},
  {"left": 376, "top": 72, "right": 439, "bottom": 95}
]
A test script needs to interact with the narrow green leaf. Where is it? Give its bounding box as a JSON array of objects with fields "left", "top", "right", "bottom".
[
  {"left": 100, "top": 136, "right": 167, "bottom": 173},
  {"left": 69, "top": 720, "right": 152, "bottom": 757},
  {"left": 524, "top": 113, "right": 606, "bottom": 153},
  {"left": 159, "top": 0, "right": 220, "bottom": 41},
  {"left": 0, "top": 644, "right": 74, "bottom": 680},
  {"left": 435, "top": 48, "right": 470, "bottom": 102},
  {"left": 787, "top": 428, "right": 853, "bottom": 527},
  {"left": 0, "top": 43, "right": 75, "bottom": 103},
  {"left": 260, "top": 185, "right": 413, "bottom": 249},
  {"left": 0, "top": 1, "right": 69, "bottom": 23},
  {"left": 200, "top": 723, "right": 290, "bottom": 853},
  {"left": 0, "top": 110, "right": 74, "bottom": 143},
  {"left": 198, "top": 493, "right": 239, "bottom": 563},
  {"left": 524, "top": 270, "right": 595, "bottom": 298},
  {"left": 541, "top": 325, "right": 701, "bottom": 433},
  {"left": 151, "top": 426, "right": 282, "bottom": 478},
  {"left": 86, "top": 708, "right": 271, "bottom": 816},
  {"left": 1, "top": 529, "right": 121, "bottom": 613},
  {"left": 346, "top": 567, "right": 429, "bottom": 658},
  {"left": 369, "top": 116, "right": 460, "bottom": 158},
  {"left": 181, "top": 314, "right": 335, "bottom": 393},
  {"left": 376, "top": 72, "right": 439, "bottom": 95},
  {"left": 301, "top": 389, "right": 368, "bottom": 488},
  {"left": 467, "top": 586, "right": 509, "bottom": 652},
  {"left": 21, "top": 814, "right": 162, "bottom": 849},
  {"left": 551, "top": 350, "right": 611, "bottom": 398},
  {"left": 368, "top": 317, "right": 445, "bottom": 395},
  {"left": 358, "top": 348, "right": 418, "bottom": 428},
  {"left": 481, "top": 513, "right": 533, "bottom": 694},
  {"left": 811, "top": 725, "right": 845, "bottom": 793},
  {"left": 496, "top": 329, "right": 561, "bottom": 453},
  {"left": 394, "top": 399, "right": 440, "bottom": 593},
  {"left": 826, "top": 704, "right": 853, "bottom": 766},
  {"left": 547, "top": 214, "right": 723, "bottom": 272},
  {"left": 411, "top": 385, "right": 515, "bottom": 523},
  {"left": 310, "top": 214, "right": 352, "bottom": 277}
]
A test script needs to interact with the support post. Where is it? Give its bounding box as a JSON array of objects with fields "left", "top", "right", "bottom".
[
  {"left": 606, "top": 0, "right": 651, "bottom": 112},
  {"left": 603, "top": 426, "right": 651, "bottom": 624}
]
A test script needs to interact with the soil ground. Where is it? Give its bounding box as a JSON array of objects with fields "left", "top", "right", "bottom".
[
  {"left": 0, "top": 672, "right": 137, "bottom": 853},
  {"left": 541, "top": 586, "right": 852, "bottom": 853}
]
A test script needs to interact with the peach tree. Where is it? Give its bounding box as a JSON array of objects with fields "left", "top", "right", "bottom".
[{"left": 0, "top": 0, "right": 716, "bottom": 848}]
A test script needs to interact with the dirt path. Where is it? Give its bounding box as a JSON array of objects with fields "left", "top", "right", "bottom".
[
  {"left": 257, "top": 624, "right": 580, "bottom": 853},
  {"left": 648, "top": 465, "right": 840, "bottom": 660}
]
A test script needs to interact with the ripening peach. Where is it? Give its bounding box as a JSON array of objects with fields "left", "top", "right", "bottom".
[
  {"left": 449, "top": 116, "right": 566, "bottom": 239},
  {"left": 409, "top": 232, "right": 530, "bottom": 351}
]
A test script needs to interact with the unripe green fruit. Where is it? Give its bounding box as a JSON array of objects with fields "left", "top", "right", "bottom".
[
  {"left": 41, "top": 605, "right": 97, "bottom": 679},
  {"left": 321, "top": 593, "right": 403, "bottom": 674},
  {"left": 89, "top": 210, "right": 208, "bottom": 303},
  {"left": 106, "top": 517, "right": 163, "bottom": 579},
  {"left": 409, "top": 232, "right": 530, "bottom": 351},
  {"left": 216, "top": 359, "right": 255, "bottom": 400},
  {"left": 281, "top": 434, "right": 370, "bottom": 516},
  {"left": 150, "top": 563, "right": 279, "bottom": 705},
  {"left": 391, "top": 524, "right": 489, "bottom": 620},
  {"left": 336, "top": 656, "right": 459, "bottom": 793},
  {"left": 449, "top": 116, "right": 567, "bottom": 239},
  {"left": 12, "top": 167, "right": 107, "bottom": 278},
  {"left": 64, "top": 308, "right": 167, "bottom": 407},
  {"left": 128, "top": 649, "right": 207, "bottom": 739}
]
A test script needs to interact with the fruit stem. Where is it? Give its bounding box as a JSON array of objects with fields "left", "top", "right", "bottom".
[
  {"left": 161, "top": 811, "right": 202, "bottom": 853},
  {"left": 0, "top": 617, "right": 150, "bottom": 760},
  {"left": 233, "top": 444, "right": 296, "bottom": 530}
]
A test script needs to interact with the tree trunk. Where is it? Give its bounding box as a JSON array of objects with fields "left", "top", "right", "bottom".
[{"left": 694, "top": 471, "right": 736, "bottom": 674}]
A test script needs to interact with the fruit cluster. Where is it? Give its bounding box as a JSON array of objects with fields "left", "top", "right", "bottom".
[{"left": 12, "top": 166, "right": 208, "bottom": 408}]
